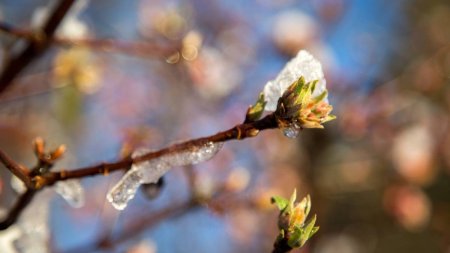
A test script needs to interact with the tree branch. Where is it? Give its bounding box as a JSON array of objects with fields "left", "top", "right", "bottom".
[
  {"left": 0, "top": 0, "right": 75, "bottom": 94},
  {"left": 40, "top": 113, "right": 277, "bottom": 186},
  {"left": 0, "top": 189, "right": 36, "bottom": 230},
  {"left": 0, "top": 149, "right": 31, "bottom": 187},
  {"left": 0, "top": 113, "right": 278, "bottom": 230}
]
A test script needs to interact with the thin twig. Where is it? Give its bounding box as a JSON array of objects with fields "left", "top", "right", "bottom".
[
  {"left": 0, "top": 21, "right": 180, "bottom": 59},
  {"left": 0, "top": 23, "right": 35, "bottom": 40},
  {"left": 40, "top": 113, "right": 277, "bottom": 186},
  {"left": 54, "top": 37, "right": 180, "bottom": 58},
  {"left": 0, "top": 0, "right": 76, "bottom": 94},
  {"left": 0, "top": 149, "right": 31, "bottom": 187}
]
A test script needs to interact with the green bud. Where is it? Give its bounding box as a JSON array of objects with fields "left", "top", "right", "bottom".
[
  {"left": 271, "top": 189, "right": 320, "bottom": 250},
  {"left": 275, "top": 77, "right": 336, "bottom": 131}
]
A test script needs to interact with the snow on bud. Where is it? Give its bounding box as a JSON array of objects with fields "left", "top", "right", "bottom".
[
  {"left": 263, "top": 50, "right": 327, "bottom": 112},
  {"left": 261, "top": 50, "right": 335, "bottom": 136}
]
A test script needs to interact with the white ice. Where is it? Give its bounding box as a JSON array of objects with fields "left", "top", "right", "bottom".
[
  {"left": 13, "top": 190, "right": 52, "bottom": 253},
  {"left": 107, "top": 142, "right": 223, "bottom": 210},
  {"left": 263, "top": 50, "right": 327, "bottom": 112},
  {"left": 54, "top": 180, "right": 85, "bottom": 208}
]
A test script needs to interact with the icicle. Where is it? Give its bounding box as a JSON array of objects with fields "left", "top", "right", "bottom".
[
  {"left": 107, "top": 141, "right": 223, "bottom": 210},
  {"left": 106, "top": 168, "right": 145, "bottom": 210},
  {"left": 54, "top": 180, "right": 85, "bottom": 208},
  {"left": 283, "top": 126, "right": 300, "bottom": 139}
]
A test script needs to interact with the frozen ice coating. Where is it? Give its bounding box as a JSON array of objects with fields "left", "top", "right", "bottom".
[
  {"left": 54, "top": 180, "right": 85, "bottom": 208},
  {"left": 106, "top": 166, "right": 145, "bottom": 210},
  {"left": 263, "top": 50, "right": 327, "bottom": 111},
  {"left": 14, "top": 190, "right": 52, "bottom": 253},
  {"left": 283, "top": 127, "right": 300, "bottom": 139},
  {"left": 107, "top": 141, "right": 223, "bottom": 210},
  {"left": 11, "top": 176, "right": 27, "bottom": 194}
]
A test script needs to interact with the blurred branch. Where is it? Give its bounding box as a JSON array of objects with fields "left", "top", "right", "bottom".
[
  {"left": 0, "top": 149, "right": 31, "bottom": 187},
  {"left": 0, "top": 23, "right": 35, "bottom": 40},
  {"left": 62, "top": 200, "right": 197, "bottom": 253},
  {"left": 0, "top": 189, "right": 36, "bottom": 230},
  {"left": 101, "top": 200, "right": 198, "bottom": 252},
  {"left": 272, "top": 238, "right": 293, "bottom": 253},
  {"left": 54, "top": 37, "right": 180, "bottom": 58},
  {"left": 0, "top": 0, "right": 76, "bottom": 94},
  {"left": 0, "top": 113, "right": 278, "bottom": 230},
  {"left": 63, "top": 181, "right": 254, "bottom": 253},
  {"left": 0, "top": 21, "right": 180, "bottom": 59}
]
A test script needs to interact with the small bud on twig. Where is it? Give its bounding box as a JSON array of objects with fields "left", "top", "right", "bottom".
[{"left": 271, "top": 189, "right": 319, "bottom": 251}]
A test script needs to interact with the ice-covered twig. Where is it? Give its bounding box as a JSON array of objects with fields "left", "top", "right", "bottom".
[
  {"left": 0, "top": 113, "right": 278, "bottom": 230},
  {"left": 107, "top": 142, "right": 223, "bottom": 210}
]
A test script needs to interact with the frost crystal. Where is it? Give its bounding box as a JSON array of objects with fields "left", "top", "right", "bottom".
[
  {"left": 107, "top": 141, "right": 223, "bottom": 210},
  {"left": 263, "top": 50, "right": 326, "bottom": 111},
  {"left": 54, "top": 180, "right": 85, "bottom": 208}
]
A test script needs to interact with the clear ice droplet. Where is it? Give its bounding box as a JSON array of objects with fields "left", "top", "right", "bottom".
[
  {"left": 283, "top": 127, "right": 299, "bottom": 138},
  {"left": 54, "top": 180, "right": 85, "bottom": 208},
  {"left": 107, "top": 142, "right": 223, "bottom": 210}
]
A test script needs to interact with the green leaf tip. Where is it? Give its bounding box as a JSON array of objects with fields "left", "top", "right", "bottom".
[
  {"left": 246, "top": 92, "right": 267, "bottom": 122},
  {"left": 271, "top": 195, "right": 289, "bottom": 211}
]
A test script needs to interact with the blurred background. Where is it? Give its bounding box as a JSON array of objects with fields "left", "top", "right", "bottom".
[{"left": 0, "top": 0, "right": 449, "bottom": 252}]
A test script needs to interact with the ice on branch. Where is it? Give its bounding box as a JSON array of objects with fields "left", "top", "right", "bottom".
[
  {"left": 13, "top": 190, "right": 52, "bottom": 253},
  {"left": 107, "top": 141, "right": 223, "bottom": 210},
  {"left": 54, "top": 180, "right": 85, "bottom": 208},
  {"left": 12, "top": 176, "right": 84, "bottom": 208},
  {"left": 11, "top": 176, "right": 27, "bottom": 194}
]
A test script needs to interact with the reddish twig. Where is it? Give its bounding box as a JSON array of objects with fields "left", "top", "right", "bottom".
[
  {"left": 0, "top": 21, "right": 180, "bottom": 60},
  {"left": 54, "top": 37, "right": 180, "bottom": 58},
  {"left": 0, "top": 149, "right": 31, "bottom": 187},
  {"left": 40, "top": 113, "right": 277, "bottom": 186}
]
